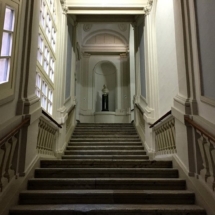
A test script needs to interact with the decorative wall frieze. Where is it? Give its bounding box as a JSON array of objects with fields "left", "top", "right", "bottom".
[
  {"left": 144, "top": 0, "right": 154, "bottom": 15},
  {"left": 60, "top": 0, "right": 68, "bottom": 14},
  {"left": 120, "top": 53, "right": 127, "bottom": 58},
  {"left": 131, "top": 22, "right": 137, "bottom": 29},
  {"left": 83, "top": 23, "right": 93, "bottom": 32},
  {"left": 118, "top": 23, "right": 127, "bottom": 32},
  {"left": 83, "top": 52, "right": 91, "bottom": 58}
]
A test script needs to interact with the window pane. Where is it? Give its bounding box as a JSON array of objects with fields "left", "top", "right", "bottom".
[
  {"left": 0, "top": 58, "right": 9, "bottom": 83},
  {"left": 3, "top": 8, "right": 14, "bottom": 31},
  {"left": 1, "top": 32, "right": 12, "bottom": 56}
]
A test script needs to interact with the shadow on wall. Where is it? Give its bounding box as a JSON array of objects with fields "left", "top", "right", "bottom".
[{"left": 94, "top": 61, "right": 116, "bottom": 112}]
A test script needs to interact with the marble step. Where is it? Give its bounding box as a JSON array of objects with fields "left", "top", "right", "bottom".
[
  {"left": 19, "top": 190, "right": 195, "bottom": 205},
  {"left": 75, "top": 126, "right": 135, "bottom": 129},
  {"left": 66, "top": 146, "right": 144, "bottom": 150},
  {"left": 74, "top": 127, "right": 136, "bottom": 130},
  {"left": 74, "top": 129, "right": 137, "bottom": 132},
  {"left": 68, "top": 142, "right": 143, "bottom": 146},
  {"left": 35, "top": 168, "right": 179, "bottom": 178},
  {"left": 70, "top": 135, "right": 140, "bottom": 138},
  {"left": 76, "top": 123, "right": 134, "bottom": 126},
  {"left": 28, "top": 178, "right": 186, "bottom": 190},
  {"left": 64, "top": 150, "right": 147, "bottom": 155},
  {"left": 10, "top": 204, "right": 207, "bottom": 215},
  {"left": 73, "top": 132, "right": 138, "bottom": 135},
  {"left": 62, "top": 155, "right": 149, "bottom": 160},
  {"left": 70, "top": 138, "right": 141, "bottom": 142},
  {"left": 40, "top": 160, "right": 172, "bottom": 168}
]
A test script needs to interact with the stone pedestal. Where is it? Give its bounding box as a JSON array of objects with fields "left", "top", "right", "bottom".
[{"left": 102, "top": 94, "right": 109, "bottom": 111}]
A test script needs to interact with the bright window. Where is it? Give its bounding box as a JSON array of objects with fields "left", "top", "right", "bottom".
[
  {"left": 36, "top": 0, "right": 57, "bottom": 115},
  {"left": 0, "top": 7, "right": 15, "bottom": 84}
]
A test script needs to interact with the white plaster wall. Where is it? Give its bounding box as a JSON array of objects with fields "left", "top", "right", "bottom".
[{"left": 155, "top": 0, "right": 179, "bottom": 117}]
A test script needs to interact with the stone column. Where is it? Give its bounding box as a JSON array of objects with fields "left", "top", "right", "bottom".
[
  {"left": 120, "top": 53, "right": 129, "bottom": 111},
  {"left": 172, "top": 0, "right": 198, "bottom": 174},
  {"left": 15, "top": 0, "right": 41, "bottom": 174},
  {"left": 81, "top": 53, "right": 91, "bottom": 111}
]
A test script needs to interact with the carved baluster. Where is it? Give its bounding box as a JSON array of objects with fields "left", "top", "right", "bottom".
[
  {"left": 44, "top": 125, "right": 50, "bottom": 154},
  {"left": 164, "top": 123, "right": 171, "bottom": 153},
  {"left": 51, "top": 129, "right": 57, "bottom": 155},
  {"left": 155, "top": 130, "right": 160, "bottom": 153},
  {"left": 50, "top": 128, "right": 56, "bottom": 154},
  {"left": 161, "top": 126, "right": 167, "bottom": 153},
  {"left": 49, "top": 127, "right": 55, "bottom": 154},
  {"left": 47, "top": 126, "right": 53, "bottom": 154},
  {"left": 37, "top": 119, "right": 43, "bottom": 152},
  {"left": 156, "top": 129, "right": 161, "bottom": 153},
  {"left": 204, "top": 137, "right": 215, "bottom": 191},
  {"left": 43, "top": 123, "right": 49, "bottom": 154},
  {"left": 0, "top": 141, "right": 12, "bottom": 190},
  {"left": 170, "top": 119, "right": 176, "bottom": 151},
  {"left": 159, "top": 128, "right": 163, "bottom": 152},
  {"left": 168, "top": 120, "right": 174, "bottom": 153},
  {"left": 209, "top": 139, "right": 215, "bottom": 191},
  {"left": 197, "top": 132, "right": 210, "bottom": 181},
  {"left": 38, "top": 120, "right": 45, "bottom": 153},
  {"left": 0, "top": 146, "right": 6, "bottom": 191},
  {"left": 4, "top": 136, "right": 17, "bottom": 181}
]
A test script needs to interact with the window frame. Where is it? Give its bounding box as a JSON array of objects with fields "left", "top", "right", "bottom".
[{"left": 0, "top": 1, "right": 19, "bottom": 105}]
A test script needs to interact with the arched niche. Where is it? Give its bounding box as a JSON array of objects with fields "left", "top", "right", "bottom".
[{"left": 93, "top": 61, "right": 117, "bottom": 112}]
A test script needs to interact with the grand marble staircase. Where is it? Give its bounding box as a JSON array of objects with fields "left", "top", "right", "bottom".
[{"left": 10, "top": 123, "right": 206, "bottom": 215}]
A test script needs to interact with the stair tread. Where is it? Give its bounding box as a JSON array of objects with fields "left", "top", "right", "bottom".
[
  {"left": 62, "top": 155, "right": 149, "bottom": 158},
  {"left": 10, "top": 204, "right": 205, "bottom": 211},
  {"left": 29, "top": 178, "right": 185, "bottom": 181},
  {"left": 20, "top": 190, "right": 194, "bottom": 194},
  {"left": 68, "top": 142, "right": 142, "bottom": 144},
  {"left": 66, "top": 146, "right": 144, "bottom": 148},
  {"left": 36, "top": 167, "right": 177, "bottom": 170}
]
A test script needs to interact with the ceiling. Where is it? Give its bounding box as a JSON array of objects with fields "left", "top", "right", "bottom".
[{"left": 61, "top": 0, "right": 153, "bottom": 15}]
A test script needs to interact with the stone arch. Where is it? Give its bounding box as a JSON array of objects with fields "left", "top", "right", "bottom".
[{"left": 93, "top": 60, "right": 117, "bottom": 112}]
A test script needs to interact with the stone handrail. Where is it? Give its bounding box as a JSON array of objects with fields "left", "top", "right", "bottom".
[
  {"left": 150, "top": 110, "right": 172, "bottom": 128},
  {"left": 153, "top": 115, "right": 176, "bottom": 155},
  {"left": 42, "top": 110, "right": 62, "bottom": 128},
  {"left": 0, "top": 118, "right": 30, "bottom": 192}
]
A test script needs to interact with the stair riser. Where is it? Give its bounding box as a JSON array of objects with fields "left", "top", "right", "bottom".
[
  {"left": 70, "top": 136, "right": 140, "bottom": 138},
  {"left": 68, "top": 142, "right": 143, "bottom": 146},
  {"left": 62, "top": 155, "right": 149, "bottom": 159},
  {"left": 66, "top": 146, "right": 144, "bottom": 150},
  {"left": 35, "top": 169, "right": 179, "bottom": 178},
  {"left": 9, "top": 209, "right": 207, "bottom": 215},
  {"left": 73, "top": 132, "right": 138, "bottom": 135},
  {"left": 64, "top": 151, "right": 146, "bottom": 155},
  {"left": 70, "top": 139, "right": 141, "bottom": 142},
  {"left": 40, "top": 161, "right": 172, "bottom": 169},
  {"left": 19, "top": 193, "right": 195, "bottom": 205},
  {"left": 28, "top": 180, "right": 186, "bottom": 190}
]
